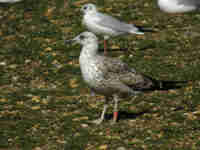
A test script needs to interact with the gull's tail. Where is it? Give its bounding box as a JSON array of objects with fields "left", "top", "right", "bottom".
[
  {"left": 131, "top": 73, "right": 188, "bottom": 91},
  {"left": 135, "top": 25, "right": 156, "bottom": 33},
  {"left": 152, "top": 79, "right": 188, "bottom": 91},
  {"left": 138, "top": 77, "right": 188, "bottom": 91},
  {"left": 130, "top": 25, "right": 156, "bottom": 34},
  {"left": 130, "top": 27, "right": 144, "bottom": 35}
]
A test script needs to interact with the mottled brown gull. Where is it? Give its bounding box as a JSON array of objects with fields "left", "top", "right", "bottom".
[{"left": 65, "top": 32, "right": 173, "bottom": 124}]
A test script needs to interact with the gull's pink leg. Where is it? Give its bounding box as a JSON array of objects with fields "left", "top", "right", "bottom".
[
  {"left": 104, "top": 40, "right": 107, "bottom": 55},
  {"left": 113, "top": 111, "right": 118, "bottom": 122},
  {"left": 113, "top": 95, "right": 119, "bottom": 123}
]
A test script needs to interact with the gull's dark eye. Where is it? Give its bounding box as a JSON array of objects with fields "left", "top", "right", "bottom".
[
  {"left": 79, "top": 35, "right": 85, "bottom": 40},
  {"left": 83, "top": 6, "right": 87, "bottom": 10}
]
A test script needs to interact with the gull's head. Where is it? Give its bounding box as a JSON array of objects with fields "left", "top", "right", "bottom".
[
  {"left": 65, "top": 32, "right": 98, "bottom": 46},
  {"left": 81, "top": 3, "right": 97, "bottom": 14}
]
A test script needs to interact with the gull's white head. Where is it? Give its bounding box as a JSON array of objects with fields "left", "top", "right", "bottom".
[
  {"left": 81, "top": 3, "right": 97, "bottom": 14},
  {"left": 65, "top": 32, "right": 98, "bottom": 46}
]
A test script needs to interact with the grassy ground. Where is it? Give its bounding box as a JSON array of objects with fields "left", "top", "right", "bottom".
[{"left": 0, "top": 0, "right": 200, "bottom": 149}]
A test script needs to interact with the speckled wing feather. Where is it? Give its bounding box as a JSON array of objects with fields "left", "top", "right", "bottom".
[
  {"left": 99, "top": 56, "right": 155, "bottom": 90},
  {"left": 95, "top": 12, "right": 136, "bottom": 33}
]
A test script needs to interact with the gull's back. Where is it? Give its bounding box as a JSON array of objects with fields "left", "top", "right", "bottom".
[
  {"left": 83, "top": 54, "right": 155, "bottom": 96},
  {"left": 83, "top": 8, "right": 143, "bottom": 37},
  {"left": 95, "top": 12, "right": 137, "bottom": 34}
]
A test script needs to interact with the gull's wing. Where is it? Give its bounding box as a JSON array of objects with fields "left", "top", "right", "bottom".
[
  {"left": 95, "top": 12, "right": 140, "bottom": 34},
  {"left": 100, "top": 56, "right": 154, "bottom": 90}
]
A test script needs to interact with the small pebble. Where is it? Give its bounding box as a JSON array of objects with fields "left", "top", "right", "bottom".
[
  {"left": 81, "top": 123, "right": 88, "bottom": 128},
  {"left": 0, "top": 61, "right": 6, "bottom": 66}
]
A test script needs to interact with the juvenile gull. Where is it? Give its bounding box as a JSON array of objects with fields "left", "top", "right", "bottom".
[
  {"left": 81, "top": 3, "right": 147, "bottom": 55},
  {"left": 158, "top": 0, "right": 200, "bottom": 13},
  {"left": 65, "top": 32, "right": 166, "bottom": 124}
]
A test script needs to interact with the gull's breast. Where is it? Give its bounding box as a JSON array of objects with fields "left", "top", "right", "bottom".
[{"left": 79, "top": 55, "right": 105, "bottom": 89}]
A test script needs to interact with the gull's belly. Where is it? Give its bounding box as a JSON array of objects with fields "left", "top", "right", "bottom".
[{"left": 79, "top": 58, "right": 117, "bottom": 95}]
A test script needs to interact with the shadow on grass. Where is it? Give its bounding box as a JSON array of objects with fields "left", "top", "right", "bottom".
[{"left": 104, "top": 106, "right": 185, "bottom": 122}]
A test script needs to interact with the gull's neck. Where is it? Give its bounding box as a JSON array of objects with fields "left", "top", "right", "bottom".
[
  {"left": 85, "top": 10, "right": 98, "bottom": 15},
  {"left": 80, "top": 42, "right": 99, "bottom": 58}
]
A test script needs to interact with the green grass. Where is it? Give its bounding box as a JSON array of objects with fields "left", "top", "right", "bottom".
[{"left": 0, "top": 0, "right": 200, "bottom": 149}]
